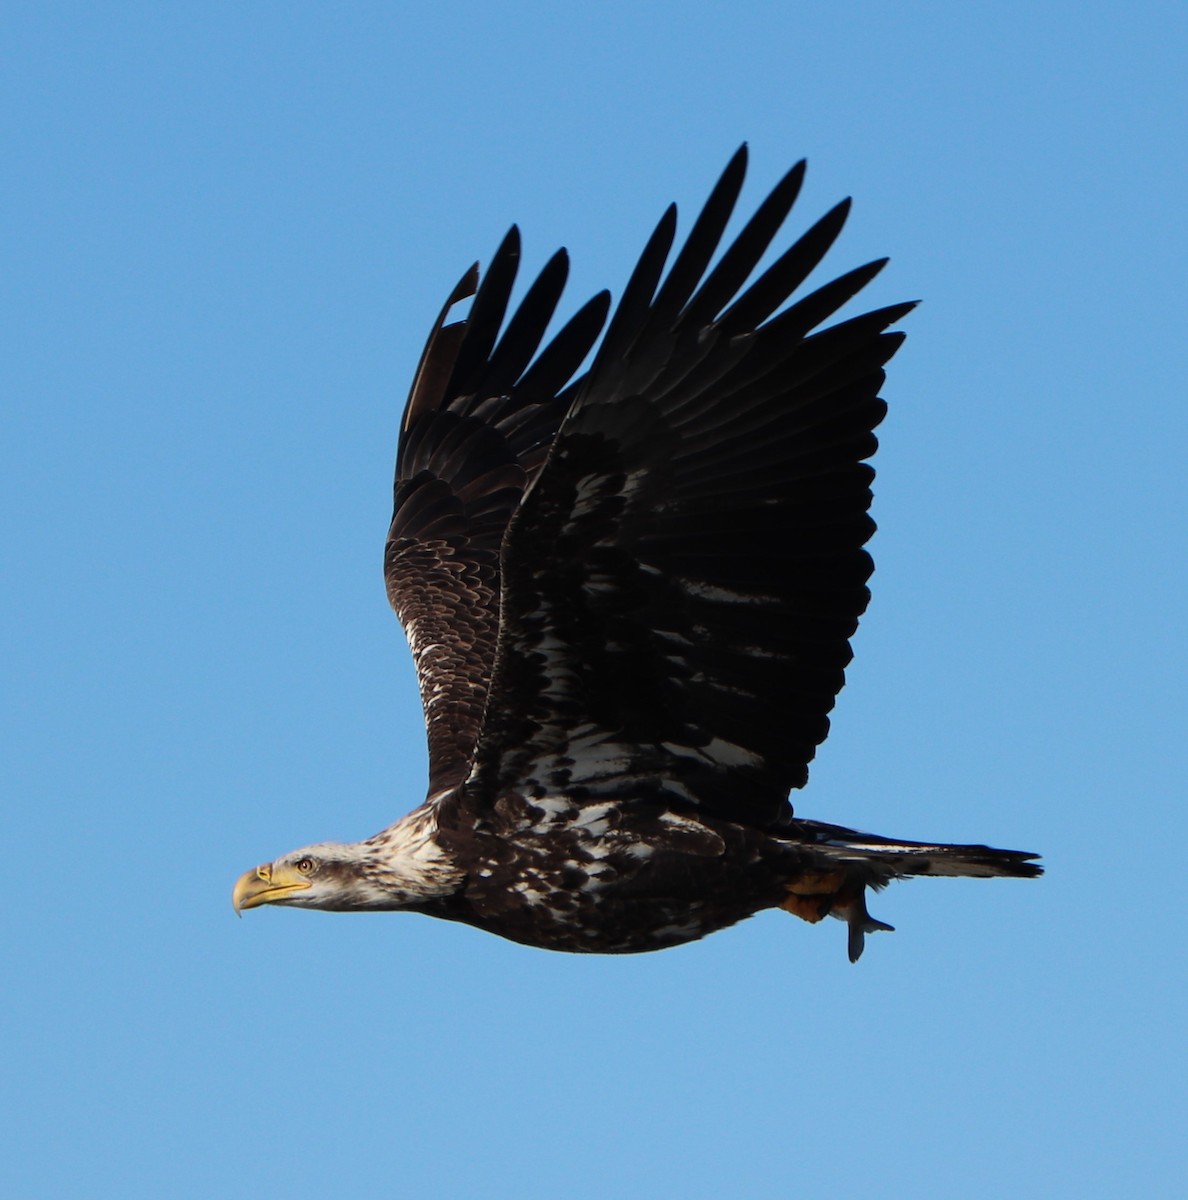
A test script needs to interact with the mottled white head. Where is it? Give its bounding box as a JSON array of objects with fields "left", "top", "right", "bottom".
[{"left": 232, "top": 809, "right": 461, "bottom": 914}]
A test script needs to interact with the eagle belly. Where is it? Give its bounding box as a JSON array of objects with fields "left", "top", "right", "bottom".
[{"left": 431, "top": 795, "right": 797, "bottom": 954}]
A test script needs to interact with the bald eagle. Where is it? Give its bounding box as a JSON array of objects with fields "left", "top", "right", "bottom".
[{"left": 233, "top": 147, "right": 1040, "bottom": 961}]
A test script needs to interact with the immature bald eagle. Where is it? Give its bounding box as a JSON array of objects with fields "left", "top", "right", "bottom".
[{"left": 233, "top": 147, "right": 1039, "bottom": 961}]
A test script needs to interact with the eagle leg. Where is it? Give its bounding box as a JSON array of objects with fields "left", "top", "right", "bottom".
[{"left": 780, "top": 871, "right": 895, "bottom": 962}]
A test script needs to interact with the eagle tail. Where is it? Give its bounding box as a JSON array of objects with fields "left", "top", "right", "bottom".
[
  {"left": 800, "top": 820, "right": 1043, "bottom": 881},
  {"left": 781, "top": 821, "right": 1042, "bottom": 961}
]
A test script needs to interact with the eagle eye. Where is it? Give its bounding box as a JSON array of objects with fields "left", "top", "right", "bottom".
[{"left": 295, "top": 857, "right": 315, "bottom": 873}]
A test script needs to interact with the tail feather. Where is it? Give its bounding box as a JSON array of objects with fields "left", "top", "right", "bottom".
[{"left": 799, "top": 819, "right": 1043, "bottom": 882}]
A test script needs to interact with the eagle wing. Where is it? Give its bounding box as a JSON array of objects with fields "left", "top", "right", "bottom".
[
  {"left": 385, "top": 230, "right": 609, "bottom": 796},
  {"left": 465, "top": 147, "right": 914, "bottom": 829}
]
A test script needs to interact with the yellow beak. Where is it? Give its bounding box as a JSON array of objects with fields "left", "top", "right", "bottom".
[{"left": 232, "top": 862, "right": 312, "bottom": 913}]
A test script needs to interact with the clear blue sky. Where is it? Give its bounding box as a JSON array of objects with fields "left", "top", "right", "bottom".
[{"left": 4, "top": 3, "right": 1185, "bottom": 1197}]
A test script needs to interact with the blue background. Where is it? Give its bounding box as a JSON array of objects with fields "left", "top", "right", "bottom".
[{"left": 4, "top": 3, "right": 1185, "bottom": 1197}]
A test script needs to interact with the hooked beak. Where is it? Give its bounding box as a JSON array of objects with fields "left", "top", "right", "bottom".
[{"left": 232, "top": 862, "right": 312, "bottom": 914}]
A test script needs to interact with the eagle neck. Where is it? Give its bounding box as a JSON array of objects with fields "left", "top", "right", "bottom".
[{"left": 362, "top": 805, "right": 463, "bottom": 903}]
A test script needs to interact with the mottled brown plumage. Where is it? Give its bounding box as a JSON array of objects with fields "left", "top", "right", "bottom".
[{"left": 234, "top": 147, "right": 1040, "bottom": 960}]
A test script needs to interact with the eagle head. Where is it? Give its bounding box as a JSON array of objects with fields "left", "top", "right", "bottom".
[
  {"left": 233, "top": 812, "right": 462, "bottom": 915},
  {"left": 232, "top": 843, "right": 385, "bottom": 913}
]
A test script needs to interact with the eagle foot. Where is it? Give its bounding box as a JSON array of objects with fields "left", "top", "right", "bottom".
[{"left": 780, "top": 872, "right": 894, "bottom": 962}]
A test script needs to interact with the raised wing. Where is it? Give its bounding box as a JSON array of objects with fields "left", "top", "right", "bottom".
[
  {"left": 466, "top": 146, "right": 914, "bottom": 829},
  {"left": 385, "top": 229, "right": 609, "bottom": 796}
]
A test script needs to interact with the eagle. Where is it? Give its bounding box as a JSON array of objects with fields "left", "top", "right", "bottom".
[{"left": 233, "top": 147, "right": 1040, "bottom": 961}]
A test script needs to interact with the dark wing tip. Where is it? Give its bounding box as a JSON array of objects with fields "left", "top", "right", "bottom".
[
  {"left": 450, "top": 262, "right": 481, "bottom": 304},
  {"left": 402, "top": 263, "right": 482, "bottom": 434}
]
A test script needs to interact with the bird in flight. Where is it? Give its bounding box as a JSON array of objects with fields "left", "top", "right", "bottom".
[{"left": 233, "top": 146, "right": 1040, "bottom": 961}]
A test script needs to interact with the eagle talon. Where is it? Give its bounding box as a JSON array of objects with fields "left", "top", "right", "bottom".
[
  {"left": 780, "top": 876, "right": 894, "bottom": 961},
  {"left": 833, "top": 890, "right": 895, "bottom": 963}
]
